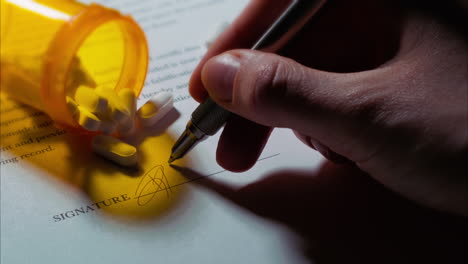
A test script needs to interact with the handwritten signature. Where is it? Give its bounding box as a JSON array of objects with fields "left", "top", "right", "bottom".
[{"left": 134, "top": 165, "right": 172, "bottom": 206}]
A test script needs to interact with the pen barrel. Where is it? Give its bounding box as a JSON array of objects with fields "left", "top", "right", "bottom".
[
  {"left": 253, "top": 0, "right": 327, "bottom": 52},
  {"left": 191, "top": 98, "right": 231, "bottom": 136}
]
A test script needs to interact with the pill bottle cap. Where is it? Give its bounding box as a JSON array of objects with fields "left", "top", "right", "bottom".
[{"left": 42, "top": 3, "right": 148, "bottom": 130}]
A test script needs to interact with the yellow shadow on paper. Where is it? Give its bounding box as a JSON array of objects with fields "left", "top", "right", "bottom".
[{"left": 0, "top": 92, "right": 191, "bottom": 223}]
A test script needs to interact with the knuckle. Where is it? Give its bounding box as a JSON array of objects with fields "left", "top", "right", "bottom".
[
  {"left": 238, "top": 54, "right": 288, "bottom": 113},
  {"left": 254, "top": 57, "right": 286, "bottom": 108}
]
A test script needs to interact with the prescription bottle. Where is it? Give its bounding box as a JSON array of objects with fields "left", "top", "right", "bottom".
[{"left": 0, "top": 0, "right": 148, "bottom": 131}]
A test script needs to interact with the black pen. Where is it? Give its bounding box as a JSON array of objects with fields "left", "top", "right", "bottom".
[{"left": 169, "top": 0, "right": 327, "bottom": 163}]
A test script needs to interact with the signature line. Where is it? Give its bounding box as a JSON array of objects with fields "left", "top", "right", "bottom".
[{"left": 133, "top": 153, "right": 281, "bottom": 200}]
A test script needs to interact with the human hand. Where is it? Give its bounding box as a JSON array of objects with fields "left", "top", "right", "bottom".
[{"left": 189, "top": 0, "right": 468, "bottom": 216}]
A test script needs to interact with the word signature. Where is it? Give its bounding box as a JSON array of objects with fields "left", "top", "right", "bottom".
[{"left": 134, "top": 165, "right": 172, "bottom": 206}]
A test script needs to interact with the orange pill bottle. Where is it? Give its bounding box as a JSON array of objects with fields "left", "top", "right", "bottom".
[{"left": 0, "top": 0, "right": 148, "bottom": 130}]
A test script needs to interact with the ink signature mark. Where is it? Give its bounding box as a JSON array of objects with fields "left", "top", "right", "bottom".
[{"left": 134, "top": 165, "right": 172, "bottom": 206}]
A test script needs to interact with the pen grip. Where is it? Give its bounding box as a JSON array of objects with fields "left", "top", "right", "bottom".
[{"left": 191, "top": 98, "right": 231, "bottom": 136}]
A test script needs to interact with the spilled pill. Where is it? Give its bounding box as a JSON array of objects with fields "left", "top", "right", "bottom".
[
  {"left": 118, "top": 88, "right": 137, "bottom": 123},
  {"left": 74, "top": 86, "right": 108, "bottom": 113},
  {"left": 96, "top": 86, "right": 130, "bottom": 123},
  {"left": 77, "top": 106, "right": 101, "bottom": 131},
  {"left": 92, "top": 135, "right": 138, "bottom": 167},
  {"left": 98, "top": 120, "right": 118, "bottom": 135},
  {"left": 137, "top": 92, "right": 173, "bottom": 127},
  {"left": 117, "top": 88, "right": 137, "bottom": 137},
  {"left": 93, "top": 106, "right": 117, "bottom": 134},
  {"left": 118, "top": 123, "right": 136, "bottom": 137}
]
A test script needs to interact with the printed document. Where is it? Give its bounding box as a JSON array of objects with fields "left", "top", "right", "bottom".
[{"left": 0, "top": 0, "right": 325, "bottom": 263}]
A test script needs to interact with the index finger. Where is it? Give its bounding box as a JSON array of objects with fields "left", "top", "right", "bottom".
[{"left": 189, "top": 0, "right": 291, "bottom": 102}]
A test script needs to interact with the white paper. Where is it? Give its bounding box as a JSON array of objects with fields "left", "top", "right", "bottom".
[{"left": 1, "top": 1, "right": 325, "bottom": 263}]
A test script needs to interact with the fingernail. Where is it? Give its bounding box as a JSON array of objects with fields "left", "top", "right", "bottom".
[{"left": 202, "top": 53, "right": 240, "bottom": 102}]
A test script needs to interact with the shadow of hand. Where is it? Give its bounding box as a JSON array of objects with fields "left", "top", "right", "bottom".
[{"left": 173, "top": 162, "right": 468, "bottom": 264}]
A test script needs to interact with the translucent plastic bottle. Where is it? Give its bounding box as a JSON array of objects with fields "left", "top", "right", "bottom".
[{"left": 0, "top": 0, "right": 148, "bottom": 131}]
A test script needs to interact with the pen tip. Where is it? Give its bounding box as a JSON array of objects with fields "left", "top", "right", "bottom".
[{"left": 168, "top": 156, "right": 176, "bottom": 164}]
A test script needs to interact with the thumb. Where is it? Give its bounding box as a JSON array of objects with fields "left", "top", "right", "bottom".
[{"left": 201, "top": 49, "right": 389, "bottom": 162}]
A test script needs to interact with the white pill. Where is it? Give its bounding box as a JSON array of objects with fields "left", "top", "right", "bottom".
[
  {"left": 95, "top": 86, "right": 130, "bottom": 123},
  {"left": 98, "top": 120, "right": 118, "bottom": 135},
  {"left": 137, "top": 92, "right": 173, "bottom": 127},
  {"left": 92, "top": 135, "right": 138, "bottom": 167},
  {"left": 74, "top": 86, "right": 108, "bottom": 113},
  {"left": 117, "top": 88, "right": 137, "bottom": 137},
  {"left": 118, "top": 122, "right": 136, "bottom": 138},
  {"left": 77, "top": 106, "right": 101, "bottom": 131}
]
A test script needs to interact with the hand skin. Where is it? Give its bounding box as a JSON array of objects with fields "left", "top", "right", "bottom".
[{"left": 189, "top": 0, "right": 468, "bottom": 217}]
